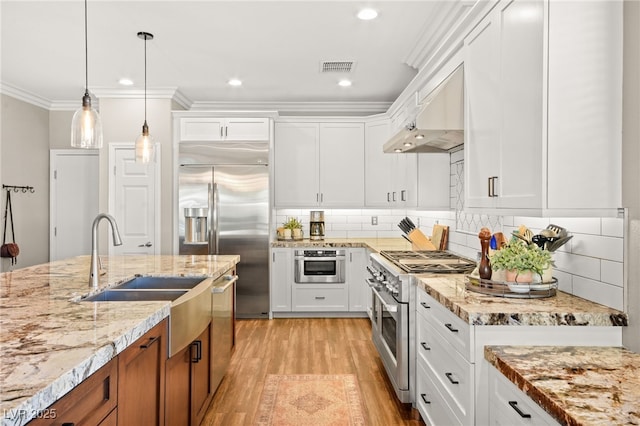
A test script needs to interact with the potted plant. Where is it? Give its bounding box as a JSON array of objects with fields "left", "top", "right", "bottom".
[
  {"left": 283, "top": 217, "right": 303, "bottom": 240},
  {"left": 489, "top": 238, "right": 553, "bottom": 283}
]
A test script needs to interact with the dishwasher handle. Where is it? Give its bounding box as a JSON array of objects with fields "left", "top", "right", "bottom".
[{"left": 211, "top": 275, "right": 238, "bottom": 293}]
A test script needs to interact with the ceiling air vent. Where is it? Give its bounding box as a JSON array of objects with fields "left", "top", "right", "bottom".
[{"left": 320, "top": 61, "right": 355, "bottom": 73}]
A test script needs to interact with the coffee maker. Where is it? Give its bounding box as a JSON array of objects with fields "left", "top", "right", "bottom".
[{"left": 309, "top": 211, "right": 325, "bottom": 240}]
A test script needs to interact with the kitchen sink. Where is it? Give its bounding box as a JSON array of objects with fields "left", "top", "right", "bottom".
[
  {"left": 113, "top": 276, "right": 207, "bottom": 290},
  {"left": 81, "top": 289, "right": 188, "bottom": 302}
]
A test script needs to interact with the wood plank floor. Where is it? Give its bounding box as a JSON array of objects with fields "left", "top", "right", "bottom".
[{"left": 201, "top": 318, "right": 425, "bottom": 426}]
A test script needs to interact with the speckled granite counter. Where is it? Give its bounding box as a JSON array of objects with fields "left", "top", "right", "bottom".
[
  {"left": 416, "top": 274, "right": 627, "bottom": 326},
  {"left": 485, "top": 345, "right": 640, "bottom": 425},
  {"left": 271, "top": 237, "right": 411, "bottom": 252},
  {"left": 0, "top": 254, "right": 239, "bottom": 426}
]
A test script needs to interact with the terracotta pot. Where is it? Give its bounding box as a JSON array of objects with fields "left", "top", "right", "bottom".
[{"left": 506, "top": 270, "right": 534, "bottom": 283}]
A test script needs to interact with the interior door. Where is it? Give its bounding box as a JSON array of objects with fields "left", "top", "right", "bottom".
[
  {"left": 49, "top": 150, "right": 99, "bottom": 261},
  {"left": 110, "top": 144, "right": 159, "bottom": 255}
]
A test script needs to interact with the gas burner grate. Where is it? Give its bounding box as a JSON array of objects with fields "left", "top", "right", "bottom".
[{"left": 380, "top": 250, "right": 476, "bottom": 274}]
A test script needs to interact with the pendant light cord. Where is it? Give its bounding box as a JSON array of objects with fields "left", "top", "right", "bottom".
[
  {"left": 144, "top": 34, "right": 147, "bottom": 122},
  {"left": 84, "top": 0, "right": 89, "bottom": 94}
]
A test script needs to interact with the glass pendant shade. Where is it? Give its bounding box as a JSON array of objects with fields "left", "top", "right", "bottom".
[
  {"left": 71, "top": 92, "right": 103, "bottom": 149},
  {"left": 135, "top": 121, "right": 154, "bottom": 163}
]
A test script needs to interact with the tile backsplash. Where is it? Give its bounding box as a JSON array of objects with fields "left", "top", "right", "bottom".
[{"left": 274, "top": 151, "right": 625, "bottom": 311}]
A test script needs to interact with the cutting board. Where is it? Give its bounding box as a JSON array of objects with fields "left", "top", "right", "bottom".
[
  {"left": 431, "top": 225, "right": 449, "bottom": 251},
  {"left": 408, "top": 229, "right": 436, "bottom": 250}
]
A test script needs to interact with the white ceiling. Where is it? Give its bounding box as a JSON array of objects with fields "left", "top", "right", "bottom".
[{"left": 1, "top": 1, "right": 470, "bottom": 114}]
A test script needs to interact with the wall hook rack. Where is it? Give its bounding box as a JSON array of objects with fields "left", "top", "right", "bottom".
[{"left": 2, "top": 185, "right": 35, "bottom": 193}]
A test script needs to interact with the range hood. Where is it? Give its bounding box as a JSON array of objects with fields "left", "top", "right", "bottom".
[{"left": 384, "top": 66, "right": 464, "bottom": 154}]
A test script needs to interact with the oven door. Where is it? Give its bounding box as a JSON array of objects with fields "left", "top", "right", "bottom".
[
  {"left": 294, "top": 256, "right": 345, "bottom": 283},
  {"left": 369, "top": 283, "right": 410, "bottom": 402}
]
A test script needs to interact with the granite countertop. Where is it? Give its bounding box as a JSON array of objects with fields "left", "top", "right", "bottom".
[
  {"left": 0, "top": 254, "right": 239, "bottom": 426},
  {"left": 416, "top": 275, "right": 627, "bottom": 327},
  {"left": 270, "top": 237, "right": 412, "bottom": 252},
  {"left": 485, "top": 345, "right": 640, "bottom": 426}
]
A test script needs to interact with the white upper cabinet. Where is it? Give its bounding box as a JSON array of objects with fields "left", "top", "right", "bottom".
[
  {"left": 274, "top": 122, "right": 365, "bottom": 208},
  {"left": 464, "top": 0, "right": 622, "bottom": 215},
  {"left": 417, "top": 153, "right": 451, "bottom": 210},
  {"left": 364, "top": 120, "right": 418, "bottom": 208},
  {"left": 180, "top": 117, "right": 269, "bottom": 141}
]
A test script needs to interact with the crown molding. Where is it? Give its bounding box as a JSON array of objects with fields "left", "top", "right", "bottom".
[
  {"left": 0, "top": 82, "right": 53, "bottom": 110},
  {"left": 188, "top": 100, "right": 391, "bottom": 116}
]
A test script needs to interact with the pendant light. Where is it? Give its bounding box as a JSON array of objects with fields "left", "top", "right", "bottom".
[
  {"left": 135, "top": 31, "right": 154, "bottom": 163},
  {"left": 71, "top": 0, "right": 103, "bottom": 149}
]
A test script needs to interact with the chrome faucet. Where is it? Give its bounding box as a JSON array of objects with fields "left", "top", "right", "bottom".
[{"left": 89, "top": 213, "right": 123, "bottom": 289}]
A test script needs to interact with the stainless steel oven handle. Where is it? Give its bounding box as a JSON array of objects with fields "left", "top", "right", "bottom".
[
  {"left": 371, "top": 286, "right": 398, "bottom": 313},
  {"left": 296, "top": 256, "right": 342, "bottom": 261}
]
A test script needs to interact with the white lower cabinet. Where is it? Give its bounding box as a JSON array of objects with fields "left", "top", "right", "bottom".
[
  {"left": 414, "top": 284, "right": 623, "bottom": 425},
  {"left": 292, "top": 285, "right": 348, "bottom": 311},
  {"left": 270, "top": 248, "right": 292, "bottom": 312},
  {"left": 488, "top": 365, "right": 560, "bottom": 425},
  {"left": 347, "top": 248, "right": 369, "bottom": 312},
  {"left": 416, "top": 290, "right": 473, "bottom": 425}
]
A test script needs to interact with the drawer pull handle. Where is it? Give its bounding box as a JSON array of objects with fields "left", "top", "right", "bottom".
[
  {"left": 445, "top": 372, "right": 459, "bottom": 384},
  {"left": 140, "top": 335, "right": 160, "bottom": 349},
  {"left": 62, "top": 423, "right": 75, "bottom": 426},
  {"left": 420, "top": 394, "right": 431, "bottom": 404},
  {"left": 420, "top": 342, "right": 431, "bottom": 351},
  {"left": 420, "top": 302, "right": 430, "bottom": 309},
  {"left": 191, "top": 340, "right": 202, "bottom": 363},
  {"left": 315, "top": 296, "right": 326, "bottom": 300},
  {"left": 508, "top": 401, "right": 532, "bottom": 418},
  {"left": 444, "top": 323, "right": 459, "bottom": 333}
]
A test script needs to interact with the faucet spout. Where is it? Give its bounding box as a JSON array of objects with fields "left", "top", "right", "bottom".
[{"left": 89, "top": 213, "right": 123, "bottom": 289}]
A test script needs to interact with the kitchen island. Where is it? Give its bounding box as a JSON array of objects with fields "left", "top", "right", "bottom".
[{"left": 0, "top": 254, "right": 239, "bottom": 426}]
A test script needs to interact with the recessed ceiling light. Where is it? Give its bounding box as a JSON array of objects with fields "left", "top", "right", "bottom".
[
  {"left": 228, "top": 79, "right": 242, "bottom": 87},
  {"left": 118, "top": 78, "right": 134, "bottom": 86},
  {"left": 403, "top": 142, "right": 413, "bottom": 147},
  {"left": 394, "top": 148, "right": 402, "bottom": 153},
  {"left": 357, "top": 8, "right": 378, "bottom": 20},
  {"left": 338, "top": 79, "right": 352, "bottom": 87},
  {"left": 415, "top": 134, "right": 425, "bottom": 140}
]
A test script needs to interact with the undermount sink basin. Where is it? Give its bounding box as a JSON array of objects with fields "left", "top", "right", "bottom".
[
  {"left": 81, "top": 289, "right": 188, "bottom": 302},
  {"left": 114, "top": 276, "right": 207, "bottom": 290}
]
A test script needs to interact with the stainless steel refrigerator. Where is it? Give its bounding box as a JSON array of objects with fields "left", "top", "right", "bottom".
[{"left": 178, "top": 141, "right": 269, "bottom": 318}]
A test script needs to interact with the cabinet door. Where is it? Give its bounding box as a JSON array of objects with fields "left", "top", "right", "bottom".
[
  {"left": 180, "top": 117, "right": 225, "bottom": 141},
  {"left": 274, "top": 123, "right": 319, "bottom": 207},
  {"left": 497, "top": 0, "right": 543, "bottom": 208},
  {"left": 270, "top": 248, "right": 292, "bottom": 312},
  {"left": 165, "top": 344, "right": 191, "bottom": 426},
  {"left": 191, "top": 324, "right": 213, "bottom": 426},
  {"left": 464, "top": 13, "right": 501, "bottom": 208},
  {"left": 418, "top": 153, "right": 451, "bottom": 209},
  {"left": 364, "top": 121, "right": 393, "bottom": 207},
  {"left": 319, "top": 123, "right": 365, "bottom": 207},
  {"left": 395, "top": 153, "right": 418, "bottom": 207},
  {"left": 118, "top": 319, "right": 167, "bottom": 426},
  {"left": 347, "top": 248, "right": 369, "bottom": 312},
  {"left": 225, "top": 117, "right": 270, "bottom": 141}
]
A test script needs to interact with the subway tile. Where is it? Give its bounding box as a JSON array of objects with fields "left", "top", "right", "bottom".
[
  {"left": 391, "top": 209, "right": 409, "bottom": 216},
  {"left": 571, "top": 234, "right": 623, "bottom": 262},
  {"left": 602, "top": 217, "right": 624, "bottom": 237},
  {"left": 325, "top": 230, "right": 347, "bottom": 238},
  {"left": 377, "top": 230, "right": 406, "bottom": 238},
  {"left": 450, "top": 150, "right": 464, "bottom": 163},
  {"left": 361, "top": 209, "right": 389, "bottom": 216},
  {"left": 554, "top": 270, "right": 573, "bottom": 294},
  {"left": 572, "top": 276, "right": 623, "bottom": 311},
  {"left": 552, "top": 252, "right": 601, "bottom": 281},
  {"left": 277, "top": 209, "right": 304, "bottom": 216},
  {"left": 327, "top": 215, "right": 347, "bottom": 224},
  {"left": 336, "top": 209, "right": 363, "bottom": 215},
  {"left": 513, "top": 216, "right": 550, "bottom": 230},
  {"left": 363, "top": 223, "right": 393, "bottom": 231},
  {"left": 332, "top": 223, "right": 359, "bottom": 231},
  {"left": 549, "top": 217, "right": 601, "bottom": 235},
  {"left": 347, "top": 215, "right": 367, "bottom": 223},
  {"left": 347, "top": 230, "right": 378, "bottom": 238},
  {"left": 502, "top": 216, "right": 515, "bottom": 227},
  {"left": 601, "top": 260, "right": 623, "bottom": 287}
]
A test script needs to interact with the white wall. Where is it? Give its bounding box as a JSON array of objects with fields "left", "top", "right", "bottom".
[{"left": 0, "top": 94, "right": 50, "bottom": 271}]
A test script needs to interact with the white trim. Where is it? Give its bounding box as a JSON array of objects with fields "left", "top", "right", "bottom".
[
  {"left": 1, "top": 82, "right": 52, "bottom": 110},
  {"left": 108, "top": 142, "right": 162, "bottom": 256},
  {"left": 188, "top": 101, "right": 391, "bottom": 115}
]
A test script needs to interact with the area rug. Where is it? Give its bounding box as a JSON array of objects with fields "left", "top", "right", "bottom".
[{"left": 254, "top": 374, "right": 367, "bottom": 425}]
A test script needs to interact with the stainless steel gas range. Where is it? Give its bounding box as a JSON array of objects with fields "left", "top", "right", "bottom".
[{"left": 366, "top": 250, "right": 476, "bottom": 404}]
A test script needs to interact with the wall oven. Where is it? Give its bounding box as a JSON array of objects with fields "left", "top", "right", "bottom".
[{"left": 294, "top": 249, "right": 346, "bottom": 284}]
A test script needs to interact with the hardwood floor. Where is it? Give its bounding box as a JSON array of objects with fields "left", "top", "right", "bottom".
[{"left": 201, "top": 318, "right": 424, "bottom": 426}]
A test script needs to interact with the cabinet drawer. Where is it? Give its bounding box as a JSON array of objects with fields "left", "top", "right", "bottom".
[
  {"left": 416, "top": 362, "right": 462, "bottom": 426},
  {"left": 489, "top": 365, "right": 560, "bottom": 425},
  {"left": 416, "top": 317, "right": 474, "bottom": 424},
  {"left": 180, "top": 118, "right": 223, "bottom": 141},
  {"left": 417, "top": 288, "right": 473, "bottom": 361},
  {"left": 292, "top": 286, "right": 348, "bottom": 311},
  {"left": 29, "top": 359, "right": 118, "bottom": 425}
]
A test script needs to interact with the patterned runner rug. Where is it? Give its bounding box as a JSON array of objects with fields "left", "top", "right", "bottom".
[{"left": 254, "top": 374, "right": 367, "bottom": 425}]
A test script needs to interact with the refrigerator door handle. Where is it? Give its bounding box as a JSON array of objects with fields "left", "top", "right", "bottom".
[{"left": 211, "top": 182, "right": 220, "bottom": 254}]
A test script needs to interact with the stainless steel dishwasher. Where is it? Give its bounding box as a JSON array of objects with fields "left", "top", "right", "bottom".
[{"left": 211, "top": 273, "right": 237, "bottom": 392}]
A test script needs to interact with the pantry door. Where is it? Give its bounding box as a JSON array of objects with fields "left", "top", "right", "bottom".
[
  {"left": 49, "top": 150, "right": 99, "bottom": 261},
  {"left": 108, "top": 143, "right": 161, "bottom": 255}
]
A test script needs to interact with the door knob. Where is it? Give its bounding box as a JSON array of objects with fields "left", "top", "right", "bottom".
[{"left": 138, "top": 241, "right": 153, "bottom": 247}]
